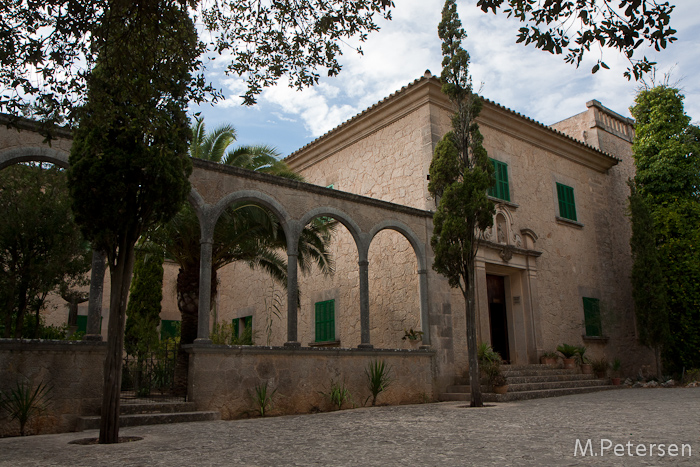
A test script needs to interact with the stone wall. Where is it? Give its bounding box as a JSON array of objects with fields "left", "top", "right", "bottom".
[
  {"left": 0, "top": 340, "right": 105, "bottom": 436},
  {"left": 186, "top": 345, "right": 434, "bottom": 419}
]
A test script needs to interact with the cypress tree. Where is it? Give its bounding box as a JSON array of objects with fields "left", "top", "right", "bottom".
[{"left": 429, "top": 0, "right": 495, "bottom": 407}]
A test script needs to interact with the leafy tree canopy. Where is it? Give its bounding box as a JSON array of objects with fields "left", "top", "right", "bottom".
[
  {"left": 0, "top": 164, "right": 91, "bottom": 338},
  {"left": 629, "top": 85, "right": 700, "bottom": 374},
  {"left": 476, "top": 0, "right": 677, "bottom": 80},
  {"left": 0, "top": 0, "right": 394, "bottom": 131}
]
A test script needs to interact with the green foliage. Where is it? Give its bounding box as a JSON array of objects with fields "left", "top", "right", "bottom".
[
  {"left": 590, "top": 357, "right": 609, "bottom": 378},
  {"left": 251, "top": 381, "right": 277, "bottom": 417},
  {"left": 402, "top": 328, "right": 424, "bottom": 341},
  {"left": 0, "top": 381, "right": 52, "bottom": 436},
  {"left": 125, "top": 250, "right": 164, "bottom": 360},
  {"left": 429, "top": 0, "right": 495, "bottom": 408},
  {"left": 0, "top": 164, "right": 91, "bottom": 338},
  {"left": 574, "top": 346, "right": 589, "bottom": 365},
  {"left": 476, "top": 0, "right": 676, "bottom": 80},
  {"left": 612, "top": 358, "right": 622, "bottom": 375},
  {"left": 477, "top": 343, "right": 502, "bottom": 386},
  {"left": 0, "top": 0, "right": 393, "bottom": 125},
  {"left": 556, "top": 344, "right": 579, "bottom": 359},
  {"left": 323, "top": 380, "right": 352, "bottom": 410},
  {"left": 629, "top": 86, "right": 700, "bottom": 374},
  {"left": 628, "top": 182, "right": 669, "bottom": 351},
  {"left": 210, "top": 321, "right": 254, "bottom": 346},
  {"left": 365, "top": 360, "right": 392, "bottom": 406}
]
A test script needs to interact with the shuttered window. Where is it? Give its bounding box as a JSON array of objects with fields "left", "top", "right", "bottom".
[
  {"left": 583, "top": 297, "right": 602, "bottom": 337},
  {"left": 315, "top": 300, "right": 335, "bottom": 342},
  {"left": 556, "top": 182, "right": 577, "bottom": 221},
  {"left": 160, "top": 320, "right": 180, "bottom": 340},
  {"left": 488, "top": 159, "right": 510, "bottom": 202}
]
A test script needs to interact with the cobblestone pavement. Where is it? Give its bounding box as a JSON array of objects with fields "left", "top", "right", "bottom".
[{"left": 1, "top": 388, "right": 698, "bottom": 466}]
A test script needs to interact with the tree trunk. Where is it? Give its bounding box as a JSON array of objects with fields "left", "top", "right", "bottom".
[
  {"left": 465, "top": 262, "right": 483, "bottom": 407},
  {"left": 174, "top": 264, "right": 217, "bottom": 397},
  {"left": 13, "top": 280, "right": 28, "bottom": 338},
  {"left": 98, "top": 241, "right": 136, "bottom": 444},
  {"left": 655, "top": 346, "right": 662, "bottom": 381}
]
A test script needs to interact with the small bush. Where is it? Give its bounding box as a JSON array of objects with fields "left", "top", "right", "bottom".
[
  {"left": 251, "top": 381, "right": 276, "bottom": 417},
  {"left": 0, "top": 381, "right": 52, "bottom": 436},
  {"left": 365, "top": 360, "right": 391, "bottom": 406},
  {"left": 323, "top": 380, "right": 351, "bottom": 410}
]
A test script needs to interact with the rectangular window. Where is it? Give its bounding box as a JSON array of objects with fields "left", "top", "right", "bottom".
[
  {"left": 488, "top": 159, "right": 510, "bottom": 202},
  {"left": 556, "top": 182, "right": 577, "bottom": 221},
  {"left": 583, "top": 297, "right": 602, "bottom": 337},
  {"left": 160, "top": 319, "right": 181, "bottom": 340},
  {"left": 232, "top": 316, "right": 252, "bottom": 337},
  {"left": 75, "top": 315, "right": 102, "bottom": 334},
  {"left": 315, "top": 299, "right": 335, "bottom": 342}
]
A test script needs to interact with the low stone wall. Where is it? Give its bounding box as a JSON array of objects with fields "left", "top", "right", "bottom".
[
  {"left": 185, "top": 345, "right": 435, "bottom": 419},
  {"left": 0, "top": 339, "right": 105, "bottom": 436}
]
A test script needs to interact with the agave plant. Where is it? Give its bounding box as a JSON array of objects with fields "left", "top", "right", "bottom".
[
  {"left": 0, "top": 381, "right": 52, "bottom": 436},
  {"left": 365, "top": 359, "right": 392, "bottom": 406}
]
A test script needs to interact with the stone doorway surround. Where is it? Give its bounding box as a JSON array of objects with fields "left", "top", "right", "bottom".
[{"left": 475, "top": 206, "right": 542, "bottom": 365}]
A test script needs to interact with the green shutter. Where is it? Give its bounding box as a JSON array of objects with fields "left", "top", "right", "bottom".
[
  {"left": 76, "top": 315, "right": 88, "bottom": 334},
  {"left": 315, "top": 300, "right": 335, "bottom": 342},
  {"left": 488, "top": 159, "right": 510, "bottom": 202},
  {"left": 556, "top": 183, "right": 577, "bottom": 221},
  {"left": 583, "top": 298, "right": 602, "bottom": 337},
  {"left": 232, "top": 318, "right": 239, "bottom": 338},
  {"left": 161, "top": 320, "right": 180, "bottom": 340}
]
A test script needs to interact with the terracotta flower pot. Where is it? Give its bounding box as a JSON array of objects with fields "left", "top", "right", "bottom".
[
  {"left": 581, "top": 363, "right": 593, "bottom": 374},
  {"left": 611, "top": 377, "right": 622, "bottom": 386},
  {"left": 562, "top": 358, "right": 576, "bottom": 369},
  {"left": 541, "top": 356, "right": 557, "bottom": 366},
  {"left": 493, "top": 385, "right": 508, "bottom": 395}
]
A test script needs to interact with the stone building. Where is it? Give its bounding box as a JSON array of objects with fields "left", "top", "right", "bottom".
[{"left": 209, "top": 71, "right": 651, "bottom": 385}]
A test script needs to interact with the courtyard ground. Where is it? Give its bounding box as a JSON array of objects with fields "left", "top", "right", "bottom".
[{"left": 0, "top": 388, "right": 697, "bottom": 466}]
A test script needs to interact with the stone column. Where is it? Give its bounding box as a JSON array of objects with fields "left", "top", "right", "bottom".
[
  {"left": 418, "top": 269, "right": 431, "bottom": 347},
  {"left": 84, "top": 249, "right": 106, "bottom": 341},
  {"left": 195, "top": 239, "right": 213, "bottom": 343},
  {"left": 358, "top": 259, "right": 372, "bottom": 349},
  {"left": 285, "top": 252, "right": 300, "bottom": 347}
]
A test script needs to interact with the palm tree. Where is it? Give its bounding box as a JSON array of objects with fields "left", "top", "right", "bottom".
[{"left": 148, "top": 118, "right": 334, "bottom": 394}]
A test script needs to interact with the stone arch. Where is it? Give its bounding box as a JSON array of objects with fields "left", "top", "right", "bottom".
[
  {"left": 368, "top": 220, "right": 426, "bottom": 271},
  {"left": 209, "top": 190, "right": 293, "bottom": 245},
  {"left": 367, "top": 219, "right": 430, "bottom": 346},
  {"left": 299, "top": 206, "right": 363, "bottom": 257},
  {"left": 0, "top": 147, "right": 70, "bottom": 170}
]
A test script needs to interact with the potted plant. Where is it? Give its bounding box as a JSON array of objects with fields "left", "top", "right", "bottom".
[
  {"left": 402, "top": 328, "right": 424, "bottom": 343},
  {"left": 491, "top": 374, "right": 508, "bottom": 394},
  {"left": 540, "top": 351, "right": 558, "bottom": 366},
  {"left": 478, "top": 343, "right": 506, "bottom": 394},
  {"left": 590, "top": 356, "right": 609, "bottom": 379},
  {"left": 556, "top": 344, "right": 578, "bottom": 369},
  {"left": 575, "top": 346, "right": 593, "bottom": 374},
  {"left": 611, "top": 358, "right": 622, "bottom": 385}
]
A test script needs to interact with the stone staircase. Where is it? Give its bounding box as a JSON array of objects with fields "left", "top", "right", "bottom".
[
  {"left": 76, "top": 401, "right": 220, "bottom": 431},
  {"left": 440, "top": 364, "right": 617, "bottom": 403}
]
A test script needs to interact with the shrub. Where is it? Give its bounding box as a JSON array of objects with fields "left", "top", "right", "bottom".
[
  {"left": 365, "top": 360, "right": 391, "bottom": 406},
  {"left": 0, "top": 381, "right": 52, "bottom": 436}
]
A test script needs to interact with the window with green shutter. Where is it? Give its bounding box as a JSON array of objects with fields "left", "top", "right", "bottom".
[
  {"left": 76, "top": 315, "right": 88, "bottom": 334},
  {"left": 488, "top": 159, "right": 510, "bottom": 202},
  {"left": 583, "top": 297, "right": 602, "bottom": 337},
  {"left": 556, "top": 182, "right": 577, "bottom": 221},
  {"left": 315, "top": 299, "right": 335, "bottom": 342},
  {"left": 160, "top": 319, "right": 181, "bottom": 340},
  {"left": 75, "top": 315, "right": 102, "bottom": 334}
]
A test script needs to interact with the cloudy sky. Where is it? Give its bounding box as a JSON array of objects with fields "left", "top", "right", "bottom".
[{"left": 191, "top": 1, "right": 700, "bottom": 158}]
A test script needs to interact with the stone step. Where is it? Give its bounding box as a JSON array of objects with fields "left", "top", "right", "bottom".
[
  {"left": 506, "top": 378, "right": 608, "bottom": 392},
  {"left": 119, "top": 401, "right": 197, "bottom": 415},
  {"left": 482, "top": 385, "right": 620, "bottom": 402},
  {"left": 501, "top": 368, "right": 580, "bottom": 377},
  {"left": 76, "top": 411, "right": 220, "bottom": 431},
  {"left": 506, "top": 373, "right": 598, "bottom": 384},
  {"left": 439, "top": 385, "right": 618, "bottom": 402}
]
